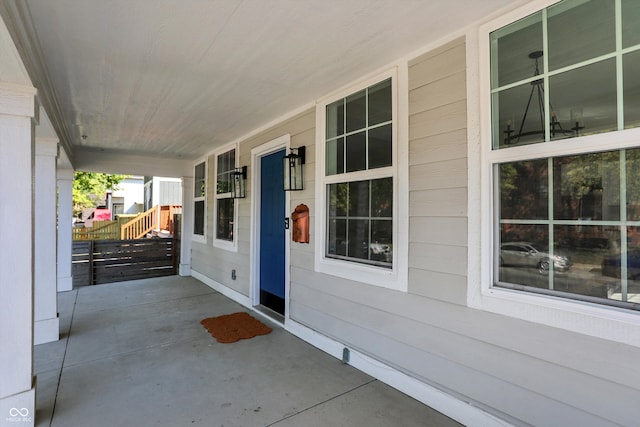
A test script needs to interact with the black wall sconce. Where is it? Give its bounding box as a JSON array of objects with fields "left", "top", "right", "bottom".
[
  {"left": 231, "top": 166, "right": 247, "bottom": 198},
  {"left": 283, "top": 146, "right": 305, "bottom": 191}
]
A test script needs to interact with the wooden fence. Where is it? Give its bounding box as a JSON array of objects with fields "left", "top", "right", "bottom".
[
  {"left": 72, "top": 238, "right": 177, "bottom": 287},
  {"left": 72, "top": 220, "right": 122, "bottom": 240}
]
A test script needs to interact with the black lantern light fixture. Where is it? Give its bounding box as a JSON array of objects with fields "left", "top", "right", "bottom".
[
  {"left": 231, "top": 166, "right": 247, "bottom": 199},
  {"left": 283, "top": 146, "right": 305, "bottom": 191},
  {"left": 503, "top": 51, "right": 584, "bottom": 145}
]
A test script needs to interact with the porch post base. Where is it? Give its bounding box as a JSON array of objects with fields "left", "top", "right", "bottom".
[
  {"left": 0, "top": 378, "right": 36, "bottom": 427},
  {"left": 179, "top": 264, "right": 191, "bottom": 276},
  {"left": 34, "top": 317, "right": 59, "bottom": 345},
  {"left": 57, "top": 276, "right": 73, "bottom": 292}
]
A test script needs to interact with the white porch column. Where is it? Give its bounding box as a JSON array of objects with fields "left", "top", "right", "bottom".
[
  {"left": 179, "top": 176, "right": 193, "bottom": 276},
  {"left": 0, "top": 83, "right": 37, "bottom": 426},
  {"left": 34, "top": 139, "right": 60, "bottom": 345},
  {"left": 57, "top": 169, "right": 74, "bottom": 292}
]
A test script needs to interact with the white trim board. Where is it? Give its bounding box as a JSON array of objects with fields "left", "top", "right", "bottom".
[
  {"left": 284, "top": 319, "right": 511, "bottom": 427},
  {"left": 192, "top": 270, "right": 252, "bottom": 308}
]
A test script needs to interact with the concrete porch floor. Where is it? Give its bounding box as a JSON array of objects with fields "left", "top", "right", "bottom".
[{"left": 34, "top": 276, "right": 462, "bottom": 427}]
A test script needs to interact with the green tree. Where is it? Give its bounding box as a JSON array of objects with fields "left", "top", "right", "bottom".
[{"left": 73, "top": 172, "right": 129, "bottom": 216}]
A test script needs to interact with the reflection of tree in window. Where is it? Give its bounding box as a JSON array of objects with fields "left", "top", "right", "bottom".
[
  {"left": 553, "top": 151, "right": 620, "bottom": 221},
  {"left": 500, "top": 160, "right": 548, "bottom": 220}
]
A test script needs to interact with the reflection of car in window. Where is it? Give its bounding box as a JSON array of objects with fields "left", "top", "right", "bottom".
[
  {"left": 602, "top": 250, "right": 640, "bottom": 279},
  {"left": 500, "top": 242, "right": 572, "bottom": 274},
  {"left": 370, "top": 242, "right": 392, "bottom": 263}
]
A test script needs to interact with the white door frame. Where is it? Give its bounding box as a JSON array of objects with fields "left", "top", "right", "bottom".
[{"left": 250, "top": 134, "right": 291, "bottom": 319}]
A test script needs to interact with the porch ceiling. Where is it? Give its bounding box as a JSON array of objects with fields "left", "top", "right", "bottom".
[{"left": 1, "top": 0, "right": 519, "bottom": 168}]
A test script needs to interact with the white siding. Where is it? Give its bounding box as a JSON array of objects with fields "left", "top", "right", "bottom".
[
  {"left": 191, "top": 109, "right": 315, "bottom": 298},
  {"left": 191, "top": 36, "right": 640, "bottom": 426}
]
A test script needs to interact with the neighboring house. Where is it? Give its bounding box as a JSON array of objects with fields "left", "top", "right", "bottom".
[
  {"left": 143, "top": 176, "right": 182, "bottom": 211},
  {"left": 1, "top": 1, "right": 639, "bottom": 426},
  {"left": 109, "top": 175, "right": 144, "bottom": 216}
]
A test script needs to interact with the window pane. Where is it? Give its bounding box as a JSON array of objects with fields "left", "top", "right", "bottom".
[
  {"left": 370, "top": 220, "right": 392, "bottom": 264},
  {"left": 622, "top": 0, "right": 640, "bottom": 48},
  {"left": 327, "top": 219, "right": 347, "bottom": 256},
  {"left": 348, "top": 180, "right": 370, "bottom": 218},
  {"left": 547, "top": 0, "right": 615, "bottom": 71},
  {"left": 326, "top": 100, "right": 344, "bottom": 139},
  {"left": 216, "top": 150, "right": 234, "bottom": 194},
  {"left": 346, "top": 131, "right": 366, "bottom": 172},
  {"left": 624, "top": 51, "right": 640, "bottom": 130},
  {"left": 549, "top": 59, "right": 617, "bottom": 140},
  {"left": 347, "top": 219, "right": 369, "bottom": 261},
  {"left": 328, "top": 183, "right": 348, "bottom": 217},
  {"left": 217, "top": 174, "right": 231, "bottom": 194},
  {"left": 346, "top": 89, "right": 366, "bottom": 133},
  {"left": 195, "top": 162, "right": 205, "bottom": 181},
  {"left": 554, "top": 225, "right": 618, "bottom": 299},
  {"left": 194, "top": 162, "right": 206, "bottom": 198},
  {"left": 626, "top": 148, "right": 640, "bottom": 221},
  {"left": 499, "top": 160, "right": 548, "bottom": 220},
  {"left": 368, "top": 79, "right": 392, "bottom": 126},
  {"left": 194, "top": 200, "right": 205, "bottom": 235},
  {"left": 596, "top": 227, "right": 640, "bottom": 303},
  {"left": 327, "top": 178, "right": 392, "bottom": 268},
  {"left": 490, "top": 11, "right": 543, "bottom": 88},
  {"left": 492, "top": 81, "right": 546, "bottom": 148},
  {"left": 368, "top": 124, "right": 392, "bottom": 169},
  {"left": 326, "top": 138, "right": 344, "bottom": 176},
  {"left": 216, "top": 198, "right": 234, "bottom": 241},
  {"left": 499, "top": 224, "right": 550, "bottom": 289},
  {"left": 372, "top": 178, "right": 393, "bottom": 217},
  {"left": 195, "top": 179, "right": 206, "bottom": 198},
  {"left": 553, "top": 151, "right": 620, "bottom": 221}
]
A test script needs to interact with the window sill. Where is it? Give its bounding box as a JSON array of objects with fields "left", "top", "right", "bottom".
[
  {"left": 213, "top": 238, "right": 237, "bottom": 252},
  {"left": 192, "top": 234, "right": 206, "bottom": 244},
  {"left": 315, "top": 255, "right": 407, "bottom": 292},
  {"left": 469, "top": 285, "right": 640, "bottom": 348}
]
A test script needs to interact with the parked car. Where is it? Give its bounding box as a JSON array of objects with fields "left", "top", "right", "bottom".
[
  {"left": 601, "top": 250, "right": 640, "bottom": 279},
  {"left": 500, "top": 242, "right": 572, "bottom": 274}
]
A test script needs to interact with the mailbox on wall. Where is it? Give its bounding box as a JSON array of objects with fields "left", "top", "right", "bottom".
[{"left": 291, "top": 204, "right": 309, "bottom": 244}]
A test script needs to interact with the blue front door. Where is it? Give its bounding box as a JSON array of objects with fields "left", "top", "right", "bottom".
[{"left": 260, "top": 149, "right": 286, "bottom": 315}]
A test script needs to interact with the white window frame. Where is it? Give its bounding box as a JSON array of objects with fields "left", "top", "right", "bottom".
[
  {"left": 192, "top": 158, "right": 207, "bottom": 244},
  {"left": 315, "top": 66, "right": 409, "bottom": 291},
  {"left": 468, "top": 0, "right": 640, "bottom": 347},
  {"left": 213, "top": 143, "right": 239, "bottom": 251}
]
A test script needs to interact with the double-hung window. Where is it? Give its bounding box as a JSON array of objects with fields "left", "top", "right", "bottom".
[
  {"left": 487, "top": 0, "right": 640, "bottom": 311},
  {"left": 317, "top": 71, "right": 407, "bottom": 290},
  {"left": 193, "top": 160, "right": 207, "bottom": 242},
  {"left": 214, "top": 148, "right": 237, "bottom": 249}
]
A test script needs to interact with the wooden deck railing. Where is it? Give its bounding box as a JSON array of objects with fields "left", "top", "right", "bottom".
[
  {"left": 72, "top": 205, "right": 182, "bottom": 241},
  {"left": 120, "top": 205, "right": 160, "bottom": 240},
  {"left": 160, "top": 205, "right": 182, "bottom": 235}
]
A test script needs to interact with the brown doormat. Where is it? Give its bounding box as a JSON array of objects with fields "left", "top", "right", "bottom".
[{"left": 200, "top": 312, "right": 272, "bottom": 343}]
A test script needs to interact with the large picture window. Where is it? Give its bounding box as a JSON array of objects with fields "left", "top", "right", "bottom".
[
  {"left": 489, "top": 0, "right": 640, "bottom": 310},
  {"left": 193, "top": 161, "right": 206, "bottom": 240},
  {"left": 215, "top": 148, "right": 236, "bottom": 244}
]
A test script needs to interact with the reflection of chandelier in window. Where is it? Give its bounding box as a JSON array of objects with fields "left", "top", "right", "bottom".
[{"left": 504, "top": 51, "right": 584, "bottom": 145}]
